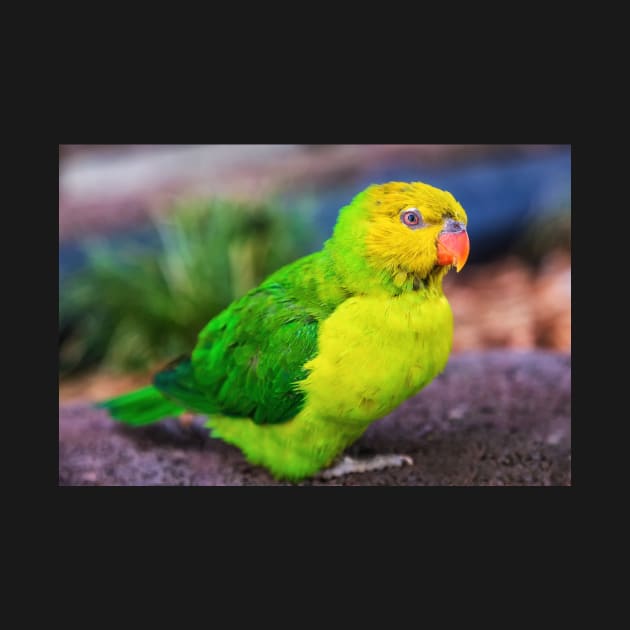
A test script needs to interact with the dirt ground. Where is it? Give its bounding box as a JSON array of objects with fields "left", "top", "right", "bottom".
[{"left": 59, "top": 350, "right": 571, "bottom": 486}]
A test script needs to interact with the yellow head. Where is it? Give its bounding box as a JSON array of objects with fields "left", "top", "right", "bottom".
[{"left": 328, "top": 181, "right": 470, "bottom": 293}]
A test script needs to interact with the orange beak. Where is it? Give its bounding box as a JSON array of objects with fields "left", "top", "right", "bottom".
[{"left": 436, "top": 228, "right": 470, "bottom": 272}]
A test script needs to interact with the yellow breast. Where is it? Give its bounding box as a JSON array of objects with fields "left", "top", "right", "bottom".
[{"left": 298, "top": 291, "right": 453, "bottom": 424}]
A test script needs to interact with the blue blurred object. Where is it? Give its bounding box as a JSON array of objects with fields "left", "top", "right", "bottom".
[
  {"left": 59, "top": 147, "right": 570, "bottom": 281},
  {"left": 59, "top": 227, "right": 158, "bottom": 282},
  {"left": 303, "top": 147, "right": 571, "bottom": 263}
]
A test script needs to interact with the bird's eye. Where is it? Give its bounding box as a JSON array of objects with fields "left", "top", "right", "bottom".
[{"left": 400, "top": 208, "right": 423, "bottom": 229}]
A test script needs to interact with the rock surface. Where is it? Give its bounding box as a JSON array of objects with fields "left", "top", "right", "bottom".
[{"left": 58, "top": 351, "right": 571, "bottom": 486}]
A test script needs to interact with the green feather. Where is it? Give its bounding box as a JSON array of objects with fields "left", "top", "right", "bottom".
[
  {"left": 97, "top": 386, "right": 183, "bottom": 426},
  {"left": 182, "top": 254, "right": 334, "bottom": 424}
]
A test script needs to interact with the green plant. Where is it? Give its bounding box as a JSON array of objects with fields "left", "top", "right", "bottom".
[{"left": 59, "top": 197, "right": 318, "bottom": 375}]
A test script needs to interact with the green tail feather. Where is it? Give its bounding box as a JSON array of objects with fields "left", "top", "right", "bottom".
[{"left": 97, "top": 386, "right": 184, "bottom": 426}]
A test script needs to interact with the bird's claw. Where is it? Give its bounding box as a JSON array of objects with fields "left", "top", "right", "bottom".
[{"left": 319, "top": 454, "right": 414, "bottom": 480}]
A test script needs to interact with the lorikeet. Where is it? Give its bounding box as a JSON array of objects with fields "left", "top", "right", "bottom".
[{"left": 99, "top": 181, "right": 470, "bottom": 481}]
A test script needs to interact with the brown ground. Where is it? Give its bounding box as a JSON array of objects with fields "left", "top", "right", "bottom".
[
  {"left": 58, "top": 350, "right": 571, "bottom": 486},
  {"left": 446, "top": 252, "right": 571, "bottom": 352}
]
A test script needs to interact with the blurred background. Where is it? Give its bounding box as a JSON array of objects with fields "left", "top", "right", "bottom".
[{"left": 59, "top": 144, "right": 571, "bottom": 402}]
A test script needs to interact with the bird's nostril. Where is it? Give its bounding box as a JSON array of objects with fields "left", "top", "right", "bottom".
[{"left": 444, "top": 219, "right": 465, "bottom": 233}]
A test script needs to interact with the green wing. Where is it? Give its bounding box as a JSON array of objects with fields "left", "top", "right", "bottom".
[{"left": 153, "top": 281, "right": 321, "bottom": 424}]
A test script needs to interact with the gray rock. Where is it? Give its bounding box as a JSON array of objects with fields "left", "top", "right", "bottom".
[{"left": 58, "top": 350, "right": 571, "bottom": 486}]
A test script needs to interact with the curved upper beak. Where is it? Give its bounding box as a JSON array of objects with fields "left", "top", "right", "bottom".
[{"left": 436, "top": 221, "right": 470, "bottom": 272}]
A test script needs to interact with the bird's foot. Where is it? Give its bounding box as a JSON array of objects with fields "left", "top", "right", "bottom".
[{"left": 318, "top": 454, "right": 414, "bottom": 480}]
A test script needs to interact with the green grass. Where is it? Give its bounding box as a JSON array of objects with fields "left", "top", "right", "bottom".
[{"left": 59, "top": 197, "right": 318, "bottom": 375}]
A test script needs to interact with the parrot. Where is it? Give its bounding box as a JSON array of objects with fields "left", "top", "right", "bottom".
[{"left": 98, "top": 181, "right": 470, "bottom": 482}]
